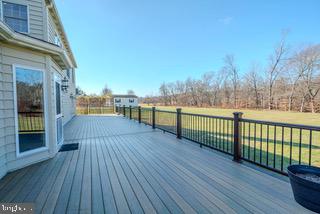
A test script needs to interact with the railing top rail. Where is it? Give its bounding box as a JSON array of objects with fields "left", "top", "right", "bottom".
[
  {"left": 240, "top": 118, "right": 320, "bottom": 131},
  {"left": 181, "top": 112, "right": 234, "bottom": 120},
  {"left": 141, "top": 107, "right": 152, "bottom": 111},
  {"left": 18, "top": 111, "right": 44, "bottom": 114},
  {"left": 155, "top": 109, "right": 177, "bottom": 114}
]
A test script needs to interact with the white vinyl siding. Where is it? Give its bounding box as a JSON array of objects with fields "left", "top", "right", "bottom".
[
  {"left": 47, "top": 8, "right": 55, "bottom": 43},
  {"left": 47, "top": 12, "right": 65, "bottom": 48},
  {"left": 0, "top": 45, "right": 8, "bottom": 179},
  {"left": 0, "top": 43, "right": 51, "bottom": 175}
]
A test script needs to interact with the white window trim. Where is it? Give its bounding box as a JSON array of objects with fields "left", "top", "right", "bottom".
[
  {"left": 54, "top": 73, "right": 64, "bottom": 145},
  {"left": 0, "top": 0, "right": 30, "bottom": 34},
  {"left": 13, "top": 64, "right": 49, "bottom": 158}
]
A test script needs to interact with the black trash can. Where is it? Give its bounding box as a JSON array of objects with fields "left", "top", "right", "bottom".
[{"left": 288, "top": 165, "right": 320, "bottom": 213}]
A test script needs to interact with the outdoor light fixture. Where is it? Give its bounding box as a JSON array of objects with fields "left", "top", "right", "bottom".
[{"left": 62, "top": 77, "right": 69, "bottom": 92}]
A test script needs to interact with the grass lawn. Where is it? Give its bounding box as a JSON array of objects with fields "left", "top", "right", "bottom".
[{"left": 139, "top": 105, "right": 320, "bottom": 171}]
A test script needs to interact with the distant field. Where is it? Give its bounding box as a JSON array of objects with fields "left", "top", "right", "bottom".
[{"left": 141, "top": 105, "right": 320, "bottom": 126}]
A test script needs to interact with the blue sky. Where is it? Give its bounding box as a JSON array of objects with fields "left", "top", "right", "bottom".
[{"left": 56, "top": 0, "right": 320, "bottom": 96}]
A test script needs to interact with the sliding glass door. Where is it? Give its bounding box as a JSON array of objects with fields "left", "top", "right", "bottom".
[{"left": 14, "top": 66, "right": 47, "bottom": 155}]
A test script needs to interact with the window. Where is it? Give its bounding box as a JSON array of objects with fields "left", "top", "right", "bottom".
[
  {"left": 72, "top": 69, "right": 75, "bottom": 83},
  {"left": 129, "top": 99, "right": 134, "bottom": 103},
  {"left": 54, "top": 34, "right": 62, "bottom": 47},
  {"left": 15, "top": 67, "right": 46, "bottom": 154},
  {"left": 66, "top": 69, "right": 70, "bottom": 79},
  {"left": 2, "top": 2, "right": 28, "bottom": 33},
  {"left": 55, "top": 82, "right": 61, "bottom": 115},
  {"left": 115, "top": 99, "right": 121, "bottom": 103}
]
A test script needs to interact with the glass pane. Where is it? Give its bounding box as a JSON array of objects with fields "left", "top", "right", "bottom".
[
  {"left": 3, "top": 2, "right": 28, "bottom": 33},
  {"left": 4, "top": 17, "right": 28, "bottom": 33},
  {"left": 55, "top": 82, "right": 61, "bottom": 115},
  {"left": 16, "top": 67, "right": 46, "bottom": 153},
  {"left": 57, "top": 117, "right": 63, "bottom": 144}
]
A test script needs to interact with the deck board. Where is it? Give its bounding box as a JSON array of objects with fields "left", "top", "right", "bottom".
[{"left": 0, "top": 115, "right": 314, "bottom": 214}]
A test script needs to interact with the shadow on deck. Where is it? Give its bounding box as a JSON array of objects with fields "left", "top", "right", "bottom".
[{"left": 0, "top": 115, "right": 313, "bottom": 214}]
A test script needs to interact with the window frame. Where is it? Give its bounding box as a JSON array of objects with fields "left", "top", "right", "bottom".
[
  {"left": 1, "top": 1, "right": 30, "bottom": 34},
  {"left": 12, "top": 64, "right": 49, "bottom": 158},
  {"left": 54, "top": 34, "right": 62, "bottom": 47}
]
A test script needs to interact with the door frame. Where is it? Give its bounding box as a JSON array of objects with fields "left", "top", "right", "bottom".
[
  {"left": 54, "top": 74, "right": 64, "bottom": 145},
  {"left": 13, "top": 64, "right": 49, "bottom": 158}
]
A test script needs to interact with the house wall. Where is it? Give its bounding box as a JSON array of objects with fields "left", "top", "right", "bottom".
[
  {"left": 61, "top": 71, "right": 76, "bottom": 125},
  {"left": 47, "top": 7, "right": 55, "bottom": 43},
  {"left": 0, "top": 44, "right": 8, "bottom": 179},
  {"left": 0, "top": 42, "right": 75, "bottom": 178},
  {"left": 50, "top": 60, "right": 75, "bottom": 125},
  {"left": 47, "top": 9, "right": 66, "bottom": 50},
  {"left": 114, "top": 97, "right": 139, "bottom": 107},
  {"left": 0, "top": 0, "right": 46, "bottom": 40}
]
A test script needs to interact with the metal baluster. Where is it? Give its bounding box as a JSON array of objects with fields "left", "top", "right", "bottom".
[
  {"left": 309, "top": 130, "right": 312, "bottom": 166},
  {"left": 281, "top": 126, "right": 284, "bottom": 171}
]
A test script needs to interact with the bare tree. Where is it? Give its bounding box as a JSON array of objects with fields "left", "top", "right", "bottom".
[
  {"left": 301, "top": 45, "right": 320, "bottom": 113},
  {"left": 223, "top": 55, "right": 240, "bottom": 108},
  {"left": 266, "top": 34, "right": 289, "bottom": 110},
  {"left": 185, "top": 78, "right": 199, "bottom": 106},
  {"left": 167, "top": 82, "right": 179, "bottom": 105},
  {"left": 76, "top": 86, "right": 86, "bottom": 96},
  {"left": 245, "top": 64, "right": 262, "bottom": 108},
  {"left": 286, "top": 48, "right": 310, "bottom": 111},
  {"left": 159, "top": 82, "right": 170, "bottom": 105},
  {"left": 102, "top": 84, "right": 112, "bottom": 96},
  {"left": 127, "top": 89, "right": 135, "bottom": 95}
]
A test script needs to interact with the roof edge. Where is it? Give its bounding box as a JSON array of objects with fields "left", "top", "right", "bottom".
[{"left": 45, "top": 0, "right": 77, "bottom": 67}]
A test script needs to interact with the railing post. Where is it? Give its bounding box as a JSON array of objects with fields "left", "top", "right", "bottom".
[
  {"left": 152, "top": 107, "right": 156, "bottom": 129},
  {"left": 129, "top": 106, "right": 132, "bottom": 120},
  {"left": 138, "top": 106, "right": 141, "bottom": 123},
  {"left": 123, "top": 105, "right": 126, "bottom": 117},
  {"left": 176, "top": 108, "right": 182, "bottom": 139},
  {"left": 233, "top": 112, "right": 243, "bottom": 162}
]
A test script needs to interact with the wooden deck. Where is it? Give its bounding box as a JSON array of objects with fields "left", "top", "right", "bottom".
[{"left": 0, "top": 115, "right": 313, "bottom": 214}]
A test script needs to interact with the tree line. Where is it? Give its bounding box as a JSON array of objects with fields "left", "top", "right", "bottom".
[{"left": 142, "top": 37, "right": 320, "bottom": 113}]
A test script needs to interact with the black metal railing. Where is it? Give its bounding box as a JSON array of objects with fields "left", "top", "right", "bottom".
[
  {"left": 141, "top": 107, "right": 153, "bottom": 126},
  {"left": 155, "top": 109, "right": 177, "bottom": 134},
  {"left": 18, "top": 112, "right": 45, "bottom": 132},
  {"left": 77, "top": 106, "right": 114, "bottom": 115},
  {"left": 181, "top": 112, "right": 235, "bottom": 155},
  {"left": 118, "top": 105, "right": 320, "bottom": 175},
  {"left": 131, "top": 107, "right": 139, "bottom": 121},
  {"left": 240, "top": 119, "right": 320, "bottom": 174}
]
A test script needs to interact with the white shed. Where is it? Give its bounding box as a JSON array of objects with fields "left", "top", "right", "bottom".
[{"left": 113, "top": 95, "right": 139, "bottom": 107}]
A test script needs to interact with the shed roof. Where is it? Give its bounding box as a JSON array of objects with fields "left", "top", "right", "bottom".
[{"left": 112, "top": 95, "right": 138, "bottom": 98}]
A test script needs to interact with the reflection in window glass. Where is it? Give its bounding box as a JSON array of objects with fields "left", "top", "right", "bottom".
[
  {"left": 16, "top": 67, "right": 46, "bottom": 153},
  {"left": 56, "top": 82, "right": 61, "bottom": 115}
]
